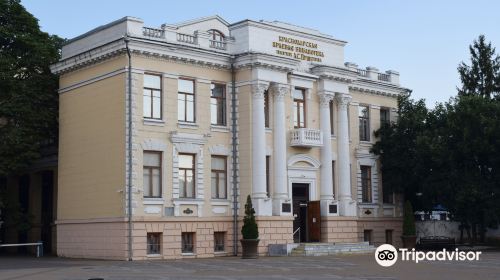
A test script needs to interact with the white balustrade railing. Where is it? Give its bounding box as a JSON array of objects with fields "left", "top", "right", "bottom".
[
  {"left": 290, "top": 128, "right": 323, "bottom": 147},
  {"left": 177, "top": 33, "right": 197, "bottom": 44},
  {"left": 142, "top": 27, "right": 164, "bottom": 39},
  {"left": 209, "top": 40, "right": 227, "bottom": 50}
]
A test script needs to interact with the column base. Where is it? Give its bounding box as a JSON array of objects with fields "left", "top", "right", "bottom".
[
  {"left": 252, "top": 197, "right": 272, "bottom": 216},
  {"left": 272, "top": 198, "right": 293, "bottom": 216},
  {"left": 320, "top": 199, "right": 340, "bottom": 216},
  {"left": 339, "top": 199, "right": 357, "bottom": 216}
]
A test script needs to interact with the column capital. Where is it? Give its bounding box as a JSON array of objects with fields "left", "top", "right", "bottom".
[
  {"left": 269, "top": 83, "right": 289, "bottom": 101},
  {"left": 318, "top": 93, "right": 334, "bottom": 108},
  {"left": 335, "top": 93, "right": 352, "bottom": 108},
  {"left": 251, "top": 82, "right": 269, "bottom": 99}
]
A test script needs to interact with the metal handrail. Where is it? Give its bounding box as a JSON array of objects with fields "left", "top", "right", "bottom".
[
  {"left": 293, "top": 227, "right": 301, "bottom": 243},
  {"left": 0, "top": 242, "right": 43, "bottom": 257}
]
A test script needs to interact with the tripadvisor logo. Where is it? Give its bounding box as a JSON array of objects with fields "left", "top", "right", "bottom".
[{"left": 375, "top": 244, "right": 482, "bottom": 267}]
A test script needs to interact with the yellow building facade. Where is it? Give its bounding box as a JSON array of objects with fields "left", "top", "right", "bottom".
[{"left": 51, "top": 16, "right": 409, "bottom": 260}]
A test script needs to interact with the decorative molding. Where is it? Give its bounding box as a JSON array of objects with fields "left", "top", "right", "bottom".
[
  {"left": 209, "top": 144, "right": 230, "bottom": 156},
  {"left": 287, "top": 154, "right": 321, "bottom": 169},
  {"left": 335, "top": 93, "right": 352, "bottom": 108},
  {"left": 251, "top": 82, "right": 269, "bottom": 99},
  {"left": 170, "top": 131, "right": 208, "bottom": 145},
  {"left": 318, "top": 93, "right": 334, "bottom": 108},
  {"left": 141, "top": 138, "right": 168, "bottom": 151},
  {"left": 269, "top": 82, "right": 289, "bottom": 101}
]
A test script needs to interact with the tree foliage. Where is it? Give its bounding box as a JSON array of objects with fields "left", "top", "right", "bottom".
[
  {"left": 373, "top": 35, "right": 500, "bottom": 244},
  {"left": 458, "top": 35, "right": 500, "bottom": 99},
  {"left": 0, "top": 0, "right": 64, "bottom": 176},
  {"left": 241, "top": 195, "right": 259, "bottom": 240}
]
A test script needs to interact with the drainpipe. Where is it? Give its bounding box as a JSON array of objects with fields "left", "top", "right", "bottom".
[
  {"left": 124, "top": 36, "right": 133, "bottom": 261},
  {"left": 230, "top": 60, "right": 238, "bottom": 256}
]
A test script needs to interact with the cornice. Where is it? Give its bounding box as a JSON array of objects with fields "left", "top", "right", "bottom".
[
  {"left": 349, "top": 80, "right": 409, "bottom": 98},
  {"left": 233, "top": 52, "right": 299, "bottom": 72}
]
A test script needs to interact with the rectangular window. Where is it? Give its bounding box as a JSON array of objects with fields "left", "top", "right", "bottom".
[
  {"left": 211, "top": 156, "right": 227, "bottom": 199},
  {"left": 211, "top": 83, "right": 226, "bottom": 125},
  {"left": 178, "top": 79, "right": 195, "bottom": 122},
  {"left": 179, "top": 154, "right": 195, "bottom": 198},
  {"left": 332, "top": 161, "right": 335, "bottom": 197},
  {"left": 330, "top": 100, "right": 335, "bottom": 134},
  {"left": 181, "top": 232, "right": 195, "bottom": 253},
  {"left": 380, "top": 108, "right": 390, "bottom": 126},
  {"left": 364, "top": 230, "right": 373, "bottom": 245},
  {"left": 266, "top": 156, "right": 271, "bottom": 197},
  {"left": 293, "top": 88, "right": 306, "bottom": 128},
  {"left": 143, "top": 152, "right": 161, "bottom": 198},
  {"left": 147, "top": 232, "right": 161, "bottom": 255},
  {"left": 143, "top": 74, "right": 162, "bottom": 119},
  {"left": 361, "top": 165, "right": 372, "bottom": 203},
  {"left": 358, "top": 105, "right": 370, "bottom": 141},
  {"left": 264, "top": 90, "right": 270, "bottom": 128},
  {"left": 214, "top": 232, "right": 225, "bottom": 252},
  {"left": 385, "top": 229, "right": 393, "bottom": 245}
]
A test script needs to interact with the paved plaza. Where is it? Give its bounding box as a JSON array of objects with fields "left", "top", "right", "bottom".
[{"left": 1, "top": 252, "right": 499, "bottom": 280}]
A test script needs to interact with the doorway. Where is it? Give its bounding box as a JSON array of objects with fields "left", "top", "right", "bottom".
[{"left": 292, "top": 183, "right": 321, "bottom": 243}]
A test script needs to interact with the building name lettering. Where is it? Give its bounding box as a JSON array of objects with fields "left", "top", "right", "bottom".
[{"left": 272, "top": 36, "right": 324, "bottom": 62}]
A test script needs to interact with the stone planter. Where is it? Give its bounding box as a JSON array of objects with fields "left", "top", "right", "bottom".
[
  {"left": 401, "top": 235, "right": 417, "bottom": 249},
  {"left": 240, "top": 239, "right": 259, "bottom": 259}
]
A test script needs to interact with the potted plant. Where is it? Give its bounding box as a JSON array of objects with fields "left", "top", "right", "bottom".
[
  {"left": 401, "top": 200, "right": 417, "bottom": 248},
  {"left": 241, "top": 195, "right": 259, "bottom": 259}
]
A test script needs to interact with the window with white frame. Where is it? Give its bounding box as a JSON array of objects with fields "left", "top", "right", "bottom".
[
  {"left": 143, "top": 74, "right": 162, "bottom": 119},
  {"left": 178, "top": 79, "right": 195, "bottom": 122},
  {"left": 147, "top": 232, "right": 161, "bottom": 255},
  {"left": 178, "top": 153, "right": 195, "bottom": 198}
]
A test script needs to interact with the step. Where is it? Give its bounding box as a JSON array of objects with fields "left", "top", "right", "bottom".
[{"left": 290, "top": 242, "right": 375, "bottom": 257}]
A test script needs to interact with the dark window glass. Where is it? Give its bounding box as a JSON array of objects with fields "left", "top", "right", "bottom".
[
  {"left": 380, "top": 108, "right": 390, "bottom": 126},
  {"left": 211, "top": 83, "right": 226, "bottom": 125},
  {"left": 330, "top": 100, "right": 335, "bottom": 134},
  {"left": 266, "top": 156, "right": 271, "bottom": 197},
  {"left": 182, "top": 232, "right": 194, "bottom": 253},
  {"left": 358, "top": 105, "right": 370, "bottom": 141},
  {"left": 385, "top": 229, "right": 393, "bottom": 245},
  {"left": 147, "top": 232, "right": 161, "bottom": 254},
  {"left": 361, "top": 166, "right": 372, "bottom": 203},
  {"left": 214, "top": 232, "right": 225, "bottom": 252},
  {"left": 264, "top": 90, "right": 270, "bottom": 128},
  {"left": 364, "top": 230, "right": 373, "bottom": 245}
]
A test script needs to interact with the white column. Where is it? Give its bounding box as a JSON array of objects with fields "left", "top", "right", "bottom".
[
  {"left": 336, "top": 93, "right": 357, "bottom": 216},
  {"left": 319, "top": 93, "right": 335, "bottom": 216},
  {"left": 251, "top": 82, "right": 272, "bottom": 216},
  {"left": 270, "top": 83, "right": 290, "bottom": 216}
]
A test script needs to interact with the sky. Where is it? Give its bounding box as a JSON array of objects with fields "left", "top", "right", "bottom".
[{"left": 22, "top": 0, "right": 500, "bottom": 107}]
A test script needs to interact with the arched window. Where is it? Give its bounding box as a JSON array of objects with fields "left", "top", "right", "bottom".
[{"left": 208, "top": 29, "right": 225, "bottom": 41}]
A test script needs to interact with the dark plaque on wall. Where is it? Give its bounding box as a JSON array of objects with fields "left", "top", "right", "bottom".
[
  {"left": 364, "top": 209, "right": 372, "bottom": 215},
  {"left": 183, "top": 208, "right": 194, "bottom": 214},
  {"left": 282, "top": 203, "right": 291, "bottom": 213},
  {"left": 329, "top": 204, "right": 338, "bottom": 214}
]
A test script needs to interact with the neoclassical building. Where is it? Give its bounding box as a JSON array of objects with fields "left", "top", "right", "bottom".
[{"left": 50, "top": 16, "right": 409, "bottom": 260}]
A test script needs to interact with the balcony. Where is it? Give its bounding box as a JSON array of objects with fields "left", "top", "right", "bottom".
[{"left": 290, "top": 128, "right": 323, "bottom": 147}]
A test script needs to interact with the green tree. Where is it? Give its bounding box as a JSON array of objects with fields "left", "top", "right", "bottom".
[
  {"left": 0, "top": 0, "right": 64, "bottom": 176},
  {"left": 458, "top": 35, "right": 500, "bottom": 99},
  {"left": 241, "top": 195, "right": 259, "bottom": 239}
]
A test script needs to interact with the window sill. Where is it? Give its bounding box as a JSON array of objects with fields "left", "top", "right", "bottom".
[
  {"left": 178, "top": 122, "right": 199, "bottom": 129},
  {"left": 181, "top": 253, "right": 196, "bottom": 256},
  {"left": 211, "top": 200, "right": 231, "bottom": 206},
  {"left": 359, "top": 141, "right": 373, "bottom": 146},
  {"left": 358, "top": 203, "right": 379, "bottom": 208},
  {"left": 214, "top": 251, "right": 227, "bottom": 256},
  {"left": 330, "top": 134, "right": 337, "bottom": 140},
  {"left": 146, "top": 254, "right": 162, "bottom": 258},
  {"left": 265, "top": 128, "right": 272, "bottom": 133},
  {"left": 211, "top": 125, "right": 230, "bottom": 133},
  {"left": 144, "top": 119, "right": 165, "bottom": 126},
  {"left": 143, "top": 198, "right": 165, "bottom": 205}
]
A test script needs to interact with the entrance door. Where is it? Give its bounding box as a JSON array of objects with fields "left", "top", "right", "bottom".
[
  {"left": 307, "top": 201, "right": 321, "bottom": 242},
  {"left": 292, "top": 183, "right": 309, "bottom": 243}
]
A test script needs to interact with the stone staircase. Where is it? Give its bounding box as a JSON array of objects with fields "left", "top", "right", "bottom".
[{"left": 290, "top": 242, "right": 375, "bottom": 257}]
